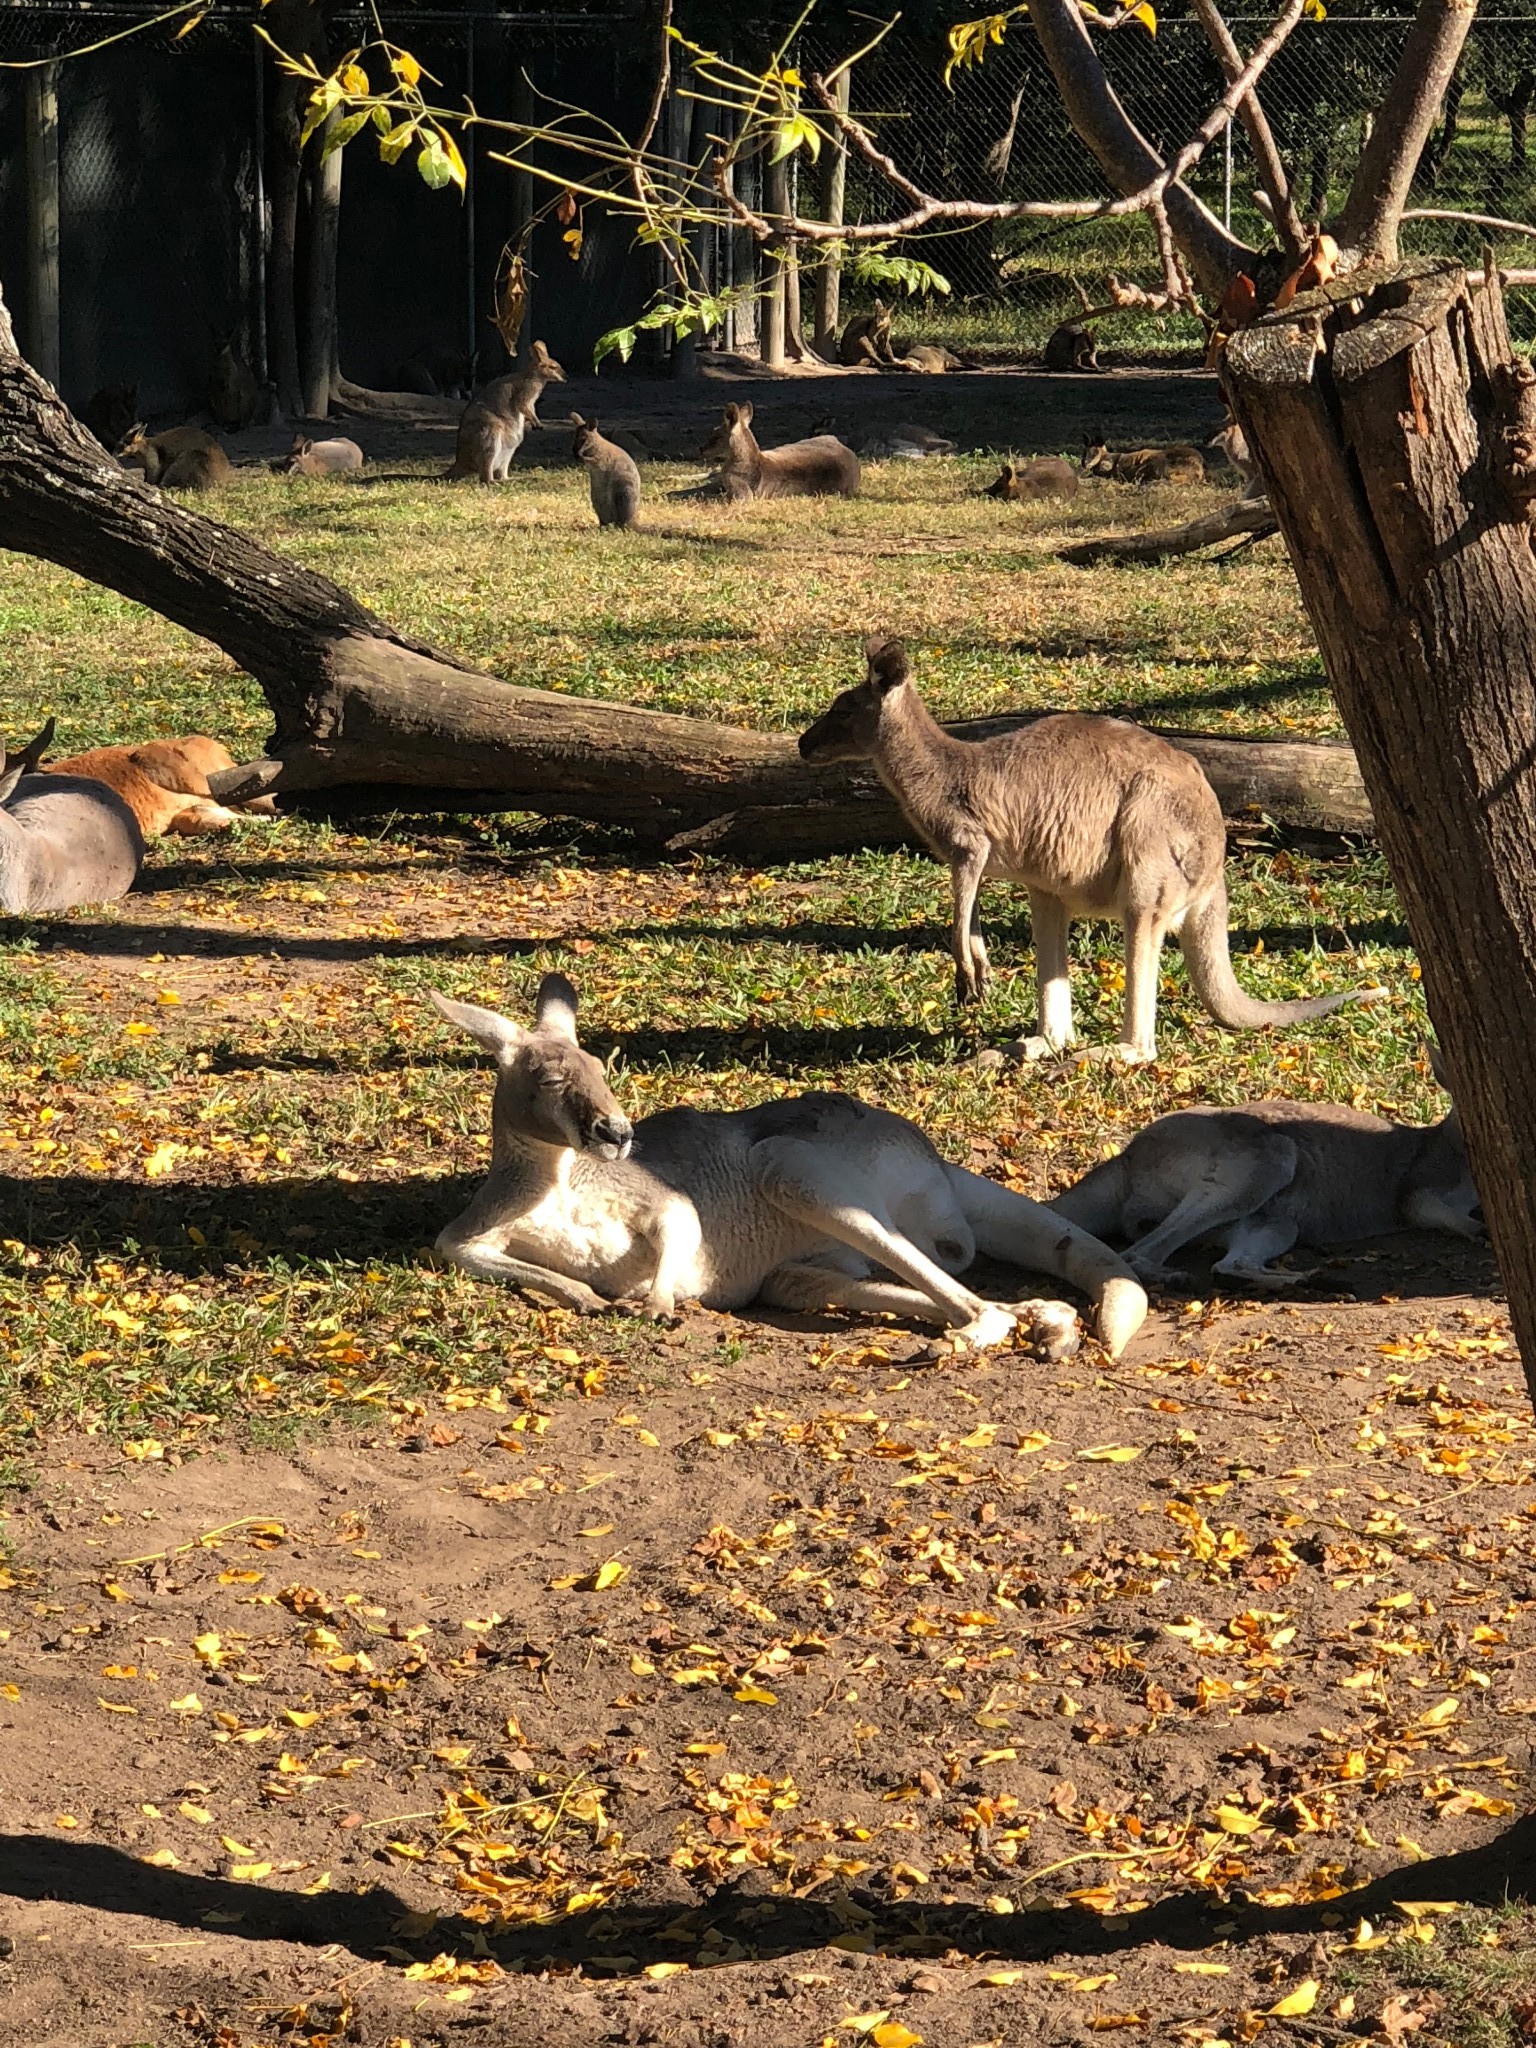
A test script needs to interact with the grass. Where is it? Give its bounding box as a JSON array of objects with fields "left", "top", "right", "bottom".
[{"left": 0, "top": 455, "right": 1433, "bottom": 1456}]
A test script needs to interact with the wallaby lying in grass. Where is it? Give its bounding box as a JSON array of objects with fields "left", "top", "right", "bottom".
[
  {"left": 1082, "top": 436, "right": 1206, "bottom": 485},
  {"left": 799, "top": 637, "right": 1384, "bottom": 1063},
  {"left": 448, "top": 340, "right": 565, "bottom": 483},
  {"left": 281, "top": 434, "right": 364, "bottom": 476},
  {"left": 986, "top": 457, "right": 1079, "bottom": 502},
  {"left": 894, "top": 343, "right": 972, "bottom": 374},
  {"left": 701, "top": 402, "right": 861, "bottom": 502},
  {"left": 570, "top": 414, "right": 641, "bottom": 527},
  {"left": 0, "top": 719, "right": 144, "bottom": 913},
  {"left": 1044, "top": 321, "right": 1099, "bottom": 371},
  {"left": 45, "top": 734, "right": 274, "bottom": 839},
  {"left": 1052, "top": 1049, "right": 1479, "bottom": 1287},
  {"left": 117, "top": 423, "right": 233, "bottom": 492},
  {"left": 429, "top": 972, "right": 1147, "bottom": 1358}
]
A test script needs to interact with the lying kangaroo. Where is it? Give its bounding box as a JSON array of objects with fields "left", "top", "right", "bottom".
[
  {"left": 281, "top": 434, "right": 364, "bottom": 476},
  {"left": 859, "top": 424, "right": 955, "bottom": 460},
  {"left": 799, "top": 637, "right": 1383, "bottom": 1063},
  {"left": 1082, "top": 437, "right": 1205, "bottom": 485},
  {"left": 1043, "top": 321, "right": 1099, "bottom": 372},
  {"left": 839, "top": 303, "right": 895, "bottom": 367},
  {"left": 986, "top": 457, "right": 1078, "bottom": 502},
  {"left": 701, "top": 403, "right": 861, "bottom": 502},
  {"left": 570, "top": 414, "right": 641, "bottom": 527},
  {"left": 0, "top": 719, "right": 144, "bottom": 914},
  {"left": 448, "top": 340, "right": 565, "bottom": 483},
  {"left": 429, "top": 972, "right": 1147, "bottom": 1358},
  {"left": 893, "top": 344, "right": 971, "bottom": 374},
  {"left": 1052, "top": 1051, "right": 1479, "bottom": 1287},
  {"left": 45, "top": 734, "right": 274, "bottom": 839},
  {"left": 117, "top": 423, "right": 232, "bottom": 492}
]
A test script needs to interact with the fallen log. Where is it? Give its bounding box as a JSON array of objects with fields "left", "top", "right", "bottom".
[{"left": 1059, "top": 494, "right": 1280, "bottom": 566}]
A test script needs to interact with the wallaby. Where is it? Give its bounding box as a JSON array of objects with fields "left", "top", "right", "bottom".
[
  {"left": 985, "top": 457, "right": 1079, "bottom": 502},
  {"left": 208, "top": 337, "right": 261, "bottom": 433},
  {"left": 1044, "top": 321, "right": 1099, "bottom": 372},
  {"left": 448, "top": 340, "right": 565, "bottom": 483},
  {"left": 1207, "top": 418, "right": 1267, "bottom": 499},
  {"left": 0, "top": 719, "right": 144, "bottom": 914},
  {"left": 1082, "top": 436, "right": 1206, "bottom": 485},
  {"left": 1051, "top": 1048, "right": 1480, "bottom": 1287},
  {"left": 839, "top": 303, "right": 896, "bottom": 367},
  {"left": 428, "top": 972, "right": 1147, "bottom": 1358},
  {"left": 700, "top": 402, "right": 861, "bottom": 502},
  {"left": 859, "top": 424, "right": 956, "bottom": 460},
  {"left": 45, "top": 734, "right": 274, "bottom": 839},
  {"left": 281, "top": 434, "right": 365, "bottom": 477},
  {"left": 893, "top": 343, "right": 972, "bottom": 374},
  {"left": 80, "top": 384, "right": 139, "bottom": 449},
  {"left": 117, "top": 423, "right": 232, "bottom": 492},
  {"left": 799, "top": 637, "right": 1384, "bottom": 1064},
  {"left": 570, "top": 414, "right": 641, "bottom": 527}
]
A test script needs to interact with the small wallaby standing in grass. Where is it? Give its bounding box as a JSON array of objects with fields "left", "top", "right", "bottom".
[
  {"left": 700, "top": 402, "right": 860, "bottom": 502},
  {"left": 570, "top": 414, "right": 641, "bottom": 527},
  {"left": 1051, "top": 1047, "right": 1480, "bottom": 1287},
  {"left": 1082, "top": 435, "right": 1206, "bottom": 485},
  {"left": 448, "top": 340, "right": 565, "bottom": 483},
  {"left": 116, "top": 423, "right": 232, "bottom": 491},
  {"left": 986, "top": 457, "right": 1079, "bottom": 502},
  {"left": 208, "top": 337, "right": 261, "bottom": 432},
  {"left": 798, "top": 636, "right": 1384, "bottom": 1064},
  {"left": 281, "top": 434, "right": 364, "bottom": 476},
  {"left": 839, "top": 303, "right": 895, "bottom": 367},
  {"left": 1044, "top": 321, "right": 1099, "bottom": 371}
]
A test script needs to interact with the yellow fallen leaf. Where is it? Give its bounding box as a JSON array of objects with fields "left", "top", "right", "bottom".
[
  {"left": 302, "top": 1870, "right": 332, "bottom": 1895},
  {"left": 102, "top": 1664, "right": 138, "bottom": 1680},
  {"left": 143, "top": 1847, "right": 179, "bottom": 1867},
  {"left": 229, "top": 1860, "right": 273, "bottom": 1881},
  {"left": 219, "top": 1570, "right": 264, "bottom": 1585},
  {"left": 871, "top": 2027, "right": 922, "bottom": 2048},
  {"left": 1173, "top": 1962, "right": 1231, "bottom": 1975},
  {"left": 54, "top": 1813, "right": 78, "bottom": 1829},
  {"left": 220, "top": 1835, "right": 258, "bottom": 1857},
  {"left": 734, "top": 1685, "right": 778, "bottom": 1705},
  {"left": 986, "top": 1894, "right": 1015, "bottom": 1914},
  {"left": 1397, "top": 1900, "right": 1462, "bottom": 1918},
  {"left": 842, "top": 2017, "right": 891, "bottom": 2036},
  {"left": 644, "top": 1962, "right": 690, "bottom": 1978},
  {"left": 143, "top": 1142, "right": 183, "bottom": 1179},
  {"left": 684, "top": 1741, "right": 727, "bottom": 1756},
  {"left": 97, "top": 1698, "right": 137, "bottom": 1714},
  {"left": 1071, "top": 1975, "right": 1118, "bottom": 1993},
  {"left": 981, "top": 1969, "right": 1026, "bottom": 1986},
  {"left": 1215, "top": 1804, "right": 1266, "bottom": 1836},
  {"left": 434, "top": 1745, "right": 474, "bottom": 1766},
  {"left": 630, "top": 1654, "right": 656, "bottom": 1675},
  {"left": 591, "top": 1559, "right": 627, "bottom": 1591},
  {"left": 101, "top": 1580, "right": 132, "bottom": 1603},
  {"left": 1267, "top": 1980, "right": 1319, "bottom": 2018},
  {"left": 1078, "top": 1445, "right": 1142, "bottom": 1463},
  {"left": 121, "top": 1439, "right": 164, "bottom": 1462},
  {"left": 179, "top": 1802, "right": 213, "bottom": 1825},
  {"left": 122, "top": 1021, "right": 157, "bottom": 1038},
  {"left": 193, "top": 1632, "right": 224, "bottom": 1667},
  {"left": 167, "top": 1693, "right": 202, "bottom": 1715},
  {"left": 1397, "top": 1835, "right": 1430, "bottom": 1861},
  {"left": 1017, "top": 1430, "right": 1052, "bottom": 1454},
  {"left": 283, "top": 1709, "right": 321, "bottom": 1729},
  {"left": 1419, "top": 1697, "right": 1460, "bottom": 1727}
]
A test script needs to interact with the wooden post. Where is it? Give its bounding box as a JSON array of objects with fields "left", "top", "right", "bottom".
[
  {"left": 813, "top": 67, "right": 849, "bottom": 358},
  {"left": 301, "top": 112, "right": 343, "bottom": 418},
  {"left": 24, "top": 61, "right": 60, "bottom": 390},
  {"left": 1227, "top": 256, "right": 1536, "bottom": 1408},
  {"left": 760, "top": 150, "right": 789, "bottom": 368}
]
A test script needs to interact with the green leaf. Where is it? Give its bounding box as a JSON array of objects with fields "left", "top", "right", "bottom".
[
  {"left": 371, "top": 103, "right": 392, "bottom": 136},
  {"left": 771, "top": 112, "right": 822, "bottom": 163},
  {"left": 593, "top": 324, "right": 638, "bottom": 369},
  {"left": 437, "top": 127, "right": 467, "bottom": 193},
  {"left": 321, "top": 109, "right": 370, "bottom": 160},
  {"left": 417, "top": 133, "right": 452, "bottom": 190},
  {"left": 299, "top": 76, "right": 345, "bottom": 149},
  {"left": 842, "top": 245, "right": 953, "bottom": 298},
  {"left": 378, "top": 119, "right": 418, "bottom": 166}
]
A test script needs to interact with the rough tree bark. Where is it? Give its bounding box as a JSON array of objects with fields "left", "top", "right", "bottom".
[{"left": 1226, "top": 255, "right": 1536, "bottom": 1396}]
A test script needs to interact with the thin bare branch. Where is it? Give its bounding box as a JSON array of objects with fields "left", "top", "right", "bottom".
[
  {"left": 1189, "top": 0, "right": 1307, "bottom": 260},
  {"left": 1405, "top": 206, "right": 1536, "bottom": 240},
  {"left": 1337, "top": 0, "right": 1476, "bottom": 261}
]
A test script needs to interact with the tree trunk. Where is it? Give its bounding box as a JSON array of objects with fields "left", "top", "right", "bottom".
[
  {"left": 1226, "top": 256, "right": 1536, "bottom": 1403},
  {"left": 302, "top": 112, "right": 344, "bottom": 419},
  {"left": 813, "top": 69, "right": 849, "bottom": 358},
  {"left": 262, "top": 0, "right": 323, "bottom": 419}
]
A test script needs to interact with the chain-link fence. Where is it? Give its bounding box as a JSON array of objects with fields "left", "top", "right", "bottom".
[{"left": 802, "top": 12, "right": 1536, "bottom": 355}]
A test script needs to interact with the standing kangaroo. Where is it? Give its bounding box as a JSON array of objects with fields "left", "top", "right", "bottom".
[
  {"left": 448, "top": 341, "right": 565, "bottom": 483},
  {"left": 428, "top": 973, "right": 1146, "bottom": 1358},
  {"left": 700, "top": 403, "right": 860, "bottom": 502},
  {"left": 1044, "top": 321, "right": 1099, "bottom": 371},
  {"left": 1051, "top": 1049, "right": 1479, "bottom": 1286},
  {"left": 570, "top": 414, "right": 641, "bottom": 527},
  {"left": 799, "top": 637, "right": 1383, "bottom": 1063},
  {"left": 0, "top": 720, "right": 144, "bottom": 914}
]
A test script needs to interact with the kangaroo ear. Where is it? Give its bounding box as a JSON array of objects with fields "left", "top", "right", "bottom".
[
  {"left": 864, "top": 635, "right": 910, "bottom": 691},
  {"left": 737, "top": 400, "right": 754, "bottom": 427},
  {"left": 17, "top": 717, "right": 56, "bottom": 773},
  {"left": 426, "top": 988, "right": 525, "bottom": 1064},
  {"left": 535, "top": 972, "right": 581, "bottom": 1042},
  {"left": 0, "top": 758, "right": 22, "bottom": 805}
]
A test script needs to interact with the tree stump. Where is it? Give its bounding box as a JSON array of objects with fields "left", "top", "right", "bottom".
[{"left": 1227, "top": 256, "right": 1536, "bottom": 1394}]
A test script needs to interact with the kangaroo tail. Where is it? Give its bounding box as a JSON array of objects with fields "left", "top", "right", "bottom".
[
  {"left": 946, "top": 1165, "right": 1147, "bottom": 1359},
  {"left": 1180, "top": 877, "right": 1386, "bottom": 1031}
]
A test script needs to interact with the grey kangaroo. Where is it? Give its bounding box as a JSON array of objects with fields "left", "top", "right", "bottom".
[
  {"left": 428, "top": 972, "right": 1147, "bottom": 1358},
  {"left": 986, "top": 458, "right": 1078, "bottom": 502},
  {"left": 701, "top": 403, "right": 861, "bottom": 502},
  {"left": 1051, "top": 1048, "right": 1479, "bottom": 1287},
  {"left": 0, "top": 719, "right": 144, "bottom": 914},
  {"left": 448, "top": 341, "right": 565, "bottom": 483},
  {"left": 570, "top": 414, "right": 641, "bottom": 527},
  {"left": 799, "top": 637, "right": 1383, "bottom": 1063}
]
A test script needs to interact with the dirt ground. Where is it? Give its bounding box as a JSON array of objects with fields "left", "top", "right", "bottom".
[{"left": 228, "top": 356, "right": 1226, "bottom": 471}]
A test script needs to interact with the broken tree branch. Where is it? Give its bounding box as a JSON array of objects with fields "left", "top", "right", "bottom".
[{"left": 1336, "top": 0, "right": 1476, "bottom": 261}]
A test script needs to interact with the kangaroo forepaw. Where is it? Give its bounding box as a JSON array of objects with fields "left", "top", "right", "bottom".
[
  {"left": 952, "top": 1304, "right": 1018, "bottom": 1353},
  {"left": 1009, "top": 1298, "right": 1082, "bottom": 1362}
]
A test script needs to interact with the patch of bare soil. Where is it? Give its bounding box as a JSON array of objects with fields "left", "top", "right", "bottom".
[{"left": 3, "top": 1251, "right": 1534, "bottom": 2048}]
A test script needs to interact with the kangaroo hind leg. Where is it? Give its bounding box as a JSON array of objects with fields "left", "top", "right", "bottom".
[{"left": 1122, "top": 1136, "right": 1296, "bottom": 1286}]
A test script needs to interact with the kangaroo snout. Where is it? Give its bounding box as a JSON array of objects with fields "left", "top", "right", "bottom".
[{"left": 588, "top": 1112, "right": 634, "bottom": 1160}]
